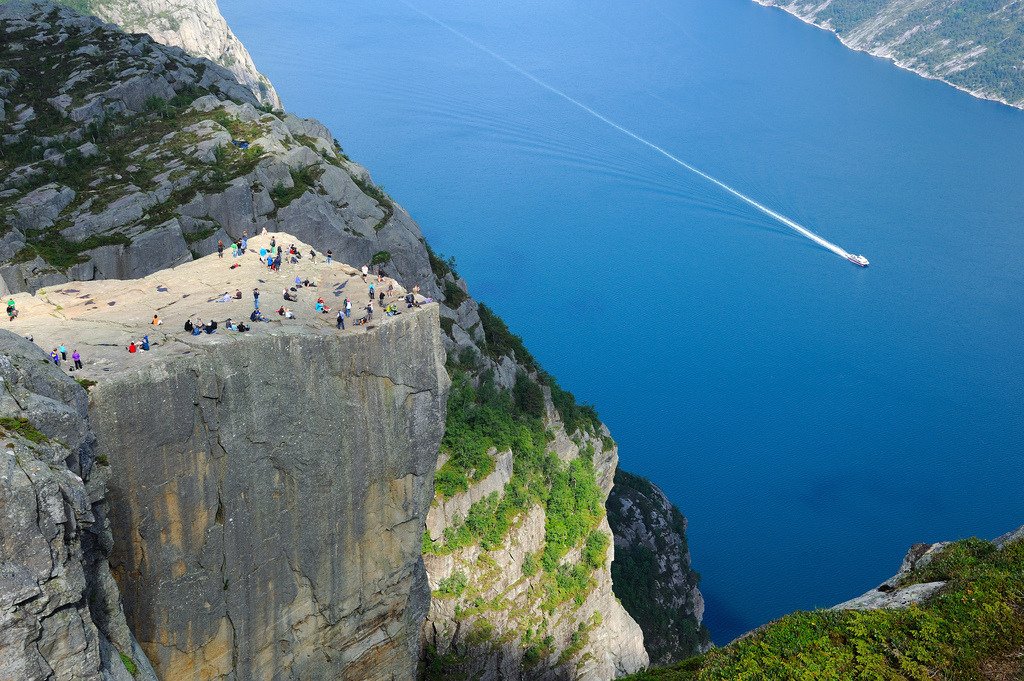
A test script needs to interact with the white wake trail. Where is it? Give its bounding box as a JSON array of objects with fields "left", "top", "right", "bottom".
[{"left": 401, "top": 0, "right": 862, "bottom": 263}]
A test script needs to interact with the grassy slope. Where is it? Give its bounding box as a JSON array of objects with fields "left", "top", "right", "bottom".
[{"left": 626, "top": 536, "right": 1024, "bottom": 680}]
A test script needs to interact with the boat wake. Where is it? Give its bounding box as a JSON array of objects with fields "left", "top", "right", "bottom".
[{"left": 400, "top": 0, "right": 869, "bottom": 267}]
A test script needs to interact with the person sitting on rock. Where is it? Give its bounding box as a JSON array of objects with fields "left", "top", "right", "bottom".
[
  {"left": 141, "top": 335, "right": 150, "bottom": 351},
  {"left": 225, "top": 319, "right": 236, "bottom": 331},
  {"left": 152, "top": 314, "right": 162, "bottom": 326},
  {"left": 184, "top": 319, "right": 194, "bottom": 333},
  {"left": 234, "top": 289, "right": 242, "bottom": 299},
  {"left": 128, "top": 341, "right": 137, "bottom": 354}
]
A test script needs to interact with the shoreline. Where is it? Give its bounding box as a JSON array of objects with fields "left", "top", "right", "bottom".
[{"left": 752, "top": 0, "right": 1024, "bottom": 112}]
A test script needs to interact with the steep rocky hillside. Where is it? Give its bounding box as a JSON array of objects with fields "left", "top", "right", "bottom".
[
  {"left": 626, "top": 527, "right": 1024, "bottom": 679},
  {"left": 755, "top": 0, "right": 1024, "bottom": 108},
  {"left": 0, "top": 3, "right": 704, "bottom": 678},
  {"left": 7, "top": 236, "right": 450, "bottom": 679},
  {"left": 0, "top": 331, "right": 156, "bottom": 681},
  {"left": 0, "top": 0, "right": 280, "bottom": 107},
  {"left": 607, "top": 471, "right": 709, "bottom": 665}
]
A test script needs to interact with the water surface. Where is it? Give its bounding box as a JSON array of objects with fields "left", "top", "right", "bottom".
[{"left": 221, "top": 0, "right": 1024, "bottom": 643}]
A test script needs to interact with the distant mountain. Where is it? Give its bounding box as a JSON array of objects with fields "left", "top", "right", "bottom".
[{"left": 755, "top": 0, "right": 1024, "bottom": 109}]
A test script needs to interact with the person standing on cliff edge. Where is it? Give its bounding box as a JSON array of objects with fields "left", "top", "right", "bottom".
[{"left": 336, "top": 309, "right": 345, "bottom": 330}]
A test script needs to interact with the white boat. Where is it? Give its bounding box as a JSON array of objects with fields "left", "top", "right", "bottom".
[{"left": 846, "top": 254, "right": 869, "bottom": 267}]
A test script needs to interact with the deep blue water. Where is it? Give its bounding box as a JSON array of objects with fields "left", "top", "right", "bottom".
[{"left": 221, "top": 0, "right": 1024, "bottom": 644}]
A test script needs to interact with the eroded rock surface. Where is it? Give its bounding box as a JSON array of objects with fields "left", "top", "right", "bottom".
[
  {"left": 8, "top": 239, "right": 450, "bottom": 680},
  {"left": 607, "top": 470, "right": 710, "bottom": 664},
  {"left": 81, "top": 0, "right": 281, "bottom": 108},
  {"left": 0, "top": 331, "right": 155, "bottom": 681}
]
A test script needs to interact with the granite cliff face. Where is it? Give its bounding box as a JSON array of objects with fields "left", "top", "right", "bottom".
[
  {"left": 6, "top": 239, "right": 451, "bottom": 680},
  {"left": 754, "top": 0, "right": 1024, "bottom": 109},
  {"left": 5, "top": 0, "right": 281, "bottom": 107},
  {"left": 422, "top": 414, "right": 648, "bottom": 680},
  {"left": 0, "top": 331, "right": 155, "bottom": 681},
  {"left": 607, "top": 471, "right": 709, "bottom": 665},
  {"left": 91, "top": 316, "right": 449, "bottom": 679}
]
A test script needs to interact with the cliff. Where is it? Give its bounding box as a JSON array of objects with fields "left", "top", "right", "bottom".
[
  {"left": 607, "top": 471, "right": 709, "bottom": 665},
  {"left": 421, "top": 395, "right": 648, "bottom": 680},
  {"left": 1, "top": 4, "right": 663, "bottom": 678},
  {"left": 8, "top": 235, "right": 451, "bottom": 679},
  {"left": 627, "top": 527, "right": 1024, "bottom": 679},
  {"left": 1, "top": 0, "right": 281, "bottom": 107},
  {"left": 0, "top": 331, "right": 156, "bottom": 681},
  {"left": 754, "top": 0, "right": 1024, "bottom": 109}
]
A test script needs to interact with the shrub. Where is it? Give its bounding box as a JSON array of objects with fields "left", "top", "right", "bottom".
[
  {"left": 371, "top": 250, "right": 391, "bottom": 266},
  {"left": 443, "top": 280, "right": 468, "bottom": 310},
  {"left": 626, "top": 537, "right": 1024, "bottom": 680},
  {"left": 513, "top": 372, "right": 545, "bottom": 419},
  {"left": 436, "top": 571, "right": 469, "bottom": 599},
  {"left": 477, "top": 303, "right": 538, "bottom": 373}
]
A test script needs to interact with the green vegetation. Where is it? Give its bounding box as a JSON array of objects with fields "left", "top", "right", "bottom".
[
  {"left": 769, "top": 0, "right": 1024, "bottom": 105},
  {"left": 371, "top": 250, "right": 392, "bottom": 266},
  {"left": 513, "top": 371, "right": 545, "bottom": 419},
  {"left": 443, "top": 280, "right": 468, "bottom": 310},
  {"left": 74, "top": 377, "right": 97, "bottom": 390},
  {"left": 427, "top": 372, "right": 608, "bottom": 612},
  {"left": 627, "top": 536, "right": 1024, "bottom": 680},
  {"left": 436, "top": 571, "right": 470, "bottom": 599},
  {"left": 270, "top": 166, "right": 322, "bottom": 209},
  {"left": 350, "top": 174, "right": 394, "bottom": 230},
  {"left": 118, "top": 651, "right": 137, "bottom": 677},
  {"left": 0, "top": 417, "right": 48, "bottom": 444},
  {"left": 16, "top": 231, "right": 131, "bottom": 270},
  {"left": 477, "top": 303, "right": 538, "bottom": 374},
  {"left": 546, "top": 377, "right": 601, "bottom": 437},
  {"left": 426, "top": 241, "right": 458, "bottom": 280},
  {"left": 609, "top": 469, "right": 709, "bottom": 663}
]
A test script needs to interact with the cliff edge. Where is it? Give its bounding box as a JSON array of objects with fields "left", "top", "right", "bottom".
[{"left": 8, "top": 234, "right": 450, "bottom": 679}]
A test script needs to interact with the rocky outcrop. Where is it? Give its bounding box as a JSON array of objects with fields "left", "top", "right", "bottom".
[
  {"left": 832, "top": 541, "right": 952, "bottom": 611},
  {"left": 753, "top": 0, "right": 1024, "bottom": 109},
  {"left": 607, "top": 470, "right": 709, "bottom": 665},
  {"left": 0, "top": 3, "right": 433, "bottom": 302},
  {"left": 0, "top": 331, "right": 154, "bottom": 681},
  {"left": 422, "top": 422, "right": 648, "bottom": 680},
  {"left": 831, "top": 526, "right": 1024, "bottom": 612},
  {"left": 54, "top": 0, "right": 280, "bottom": 107},
  {"left": 83, "top": 311, "right": 449, "bottom": 680}
]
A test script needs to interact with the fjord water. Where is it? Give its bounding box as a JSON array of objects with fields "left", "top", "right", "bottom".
[{"left": 221, "top": 0, "right": 1024, "bottom": 643}]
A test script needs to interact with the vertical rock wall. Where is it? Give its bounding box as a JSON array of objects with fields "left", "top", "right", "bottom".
[
  {"left": 0, "top": 331, "right": 155, "bottom": 681},
  {"left": 88, "top": 311, "right": 449, "bottom": 680},
  {"left": 607, "top": 471, "right": 710, "bottom": 665}
]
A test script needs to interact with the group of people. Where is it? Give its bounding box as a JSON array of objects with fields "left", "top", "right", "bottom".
[
  {"left": 217, "top": 234, "right": 250, "bottom": 259},
  {"left": 206, "top": 235, "right": 427, "bottom": 332},
  {"left": 49, "top": 344, "right": 83, "bottom": 370},
  {"left": 126, "top": 336, "right": 151, "bottom": 353}
]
